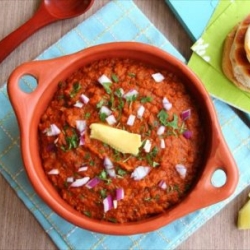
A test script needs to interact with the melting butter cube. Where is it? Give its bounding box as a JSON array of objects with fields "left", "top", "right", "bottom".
[{"left": 90, "top": 123, "right": 141, "bottom": 155}]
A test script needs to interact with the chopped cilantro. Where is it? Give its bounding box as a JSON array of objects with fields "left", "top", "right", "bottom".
[
  {"left": 70, "top": 82, "right": 81, "bottom": 98},
  {"left": 100, "top": 189, "right": 107, "bottom": 198},
  {"left": 128, "top": 72, "right": 136, "bottom": 77},
  {"left": 84, "top": 112, "right": 91, "bottom": 119},
  {"left": 96, "top": 99, "right": 106, "bottom": 109},
  {"left": 157, "top": 109, "right": 169, "bottom": 126},
  {"left": 99, "top": 112, "right": 108, "bottom": 122},
  {"left": 102, "top": 82, "right": 112, "bottom": 94},
  {"left": 83, "top": 211, "right": 91, "bottom": 217},
  {"left": 140, "top": 96, "right": 153, "bottom": 103},
  {"left": 111, "top": 73, "right": 119, "bottom": 83}
]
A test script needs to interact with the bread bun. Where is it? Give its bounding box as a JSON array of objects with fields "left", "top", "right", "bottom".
[{"left": 222, "top": 15, "right": 250, "bottom": 93}]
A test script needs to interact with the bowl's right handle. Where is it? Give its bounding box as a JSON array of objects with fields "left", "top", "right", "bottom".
[{"left": 188, "top": 132, "right": 239, "bottom": 208}]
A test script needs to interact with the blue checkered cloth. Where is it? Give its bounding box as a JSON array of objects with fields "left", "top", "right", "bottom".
[{"left": 1, "top": 1, "right": 250, "bottom": 249}]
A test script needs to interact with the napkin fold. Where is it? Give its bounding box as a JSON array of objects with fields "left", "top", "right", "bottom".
[
  {"left": 1, "top": 1, "right": 250, "bottom": 250},
  {"left": 189, "top": 0, "right": 250, "bottom": 114}
]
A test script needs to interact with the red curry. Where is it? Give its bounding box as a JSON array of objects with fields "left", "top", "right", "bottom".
[{"left": 38, "top": 58, "right": 205, "bottom": 223}]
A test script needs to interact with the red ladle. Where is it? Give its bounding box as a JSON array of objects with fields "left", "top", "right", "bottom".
[{"left": 0, "top": 0, "right": 94, "bottom": 64}]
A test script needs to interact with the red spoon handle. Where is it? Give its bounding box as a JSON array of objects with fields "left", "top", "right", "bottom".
[{"left": 0, "top": 3, "right": 55, "bottom": 64}]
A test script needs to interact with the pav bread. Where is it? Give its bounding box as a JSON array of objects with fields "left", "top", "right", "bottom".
[{"left": 222, "top": 14, "right": 250, "bottom": 92}]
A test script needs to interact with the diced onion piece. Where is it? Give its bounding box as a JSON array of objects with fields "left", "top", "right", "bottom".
[
  {"left": 183, "top": 130, "right": 192, "bottom": 139},
  {"left": 67, "top": 177, "right": 74, "bottom": 183},
  {"left": 157, "top": 125, "right": 165, "bottom": 135},
  {"left": 74, "top": 101, "right": 84, "bottom": 108},
  {"left": 80, "top": 94, "right": 89, "bottom": 104},
  {"left": 104, "top": 157, "right": 116, "bottom": 178},
  {"left": 131, "top": 166, "right": 151, "bottom": 180},
  {"left": 107, "top": 168, "right": 116, "bottom": 178},
  {"left": 47, "top": 169, "right": 59, "bottom": 175},
  {"left": 98, "top": 74, "right": 112, "bottom": 85},
  {"left": 113, "top": 199, "right": 118, "bottom": 209},
  {"left": 79, "top": 134, "right": 85, "bottom": 146},
  {"left": 137, "top": 105, "right": 145, "bottom": 118},
  {"left": 76, "top": 120, "right": 86, "bottom": 134},
  {"left": 160, "top": 138, "right": 166, "bottom": 149},
  {"left": 158, "top": 180, "right": 167, "bottom": 190},
  {"left": 162, "top": 97, "right": 172, "bottom": 111},
  {"left": 106, "top": 115, "right": 117, "bottom": 125},
  {"left": 78, "top": 166, "right": 88, "bottom": 172},
  {"left": 116, "top": 188, "right": 124, "bottom": 201},
  {"left": 127, "top": 114, "right": 136, "bottom": 126},
  {"left": 103, "top": 157, "right": 113, "bottom": 169},
  {"left": 46, "top": 143, "right": 56, "bottom": 152},
  {"left": 143, "top": 139, "right": 151, "bottom": 153},
  {"left": 86, "top": 177, "right": 101, "bottom": 189},
  {"left": 152, "top": 72, "right": 165, "bottom": 82},
  {"left": 181, "top": 109, "right": 191, "bottom": 120},
  {"left": 175, "top": 164, "right": 187, "bottom": 179},
  {"left": 70, "top": 177, "right": 90, "bottom": 187},
  {"left": 45, "top": 124, "right": 61, "bottom": 136},
  {"left": 103, "top": 194, "right": 113, "bottom": 213},
  {"left": 123, "top": 89, "right": 138, "bottom": 99},
  {"left": 100, "top": 106, "right": 112, "bottom": 116}
]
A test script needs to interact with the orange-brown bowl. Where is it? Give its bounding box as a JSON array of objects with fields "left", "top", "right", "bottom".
[{"left": 7, "top": 42, "right": 238, "bottom": 235}]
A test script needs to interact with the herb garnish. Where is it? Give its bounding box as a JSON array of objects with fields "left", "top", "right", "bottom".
[
  {"left": 70, "top": 82, "right": 81, "bottom": 98},
  {"left": 98, "top": 170, "right": 111, "bottom": 184},
  {"left": 102, "top": 82, "right": 112, "bottom": 94},
  {"left": 111, "top": 73, "right": 119, "bottom": 83},
  {"left": 140, "top": 96, "right": 153, "bottom": 103},
  {"left": 99, "top": 112, "right": 108, "bottom": 122}
]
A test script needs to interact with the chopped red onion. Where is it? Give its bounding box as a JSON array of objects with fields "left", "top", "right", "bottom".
[
  {"left": 107, "top": 168, "right": 116, "bottom": 178},
  {"left": 152, "top": 72, "right": 165, "bottom": 82},
  {"left": 47, "top": 169, "right": 59, "bottom": 175},
  {"left": 67, "top": 177, "right": 74, "bottom": 183},
  {"left": 181, "top": 109, "right": 191, "bottom": 120},
  {"left": 80, "top": 94, "right": 90, "bottom": 104},
  {"left": 160, "top": 138, "right": 166, "bottom": 149},
  {"left": 45, "top": 124, "right": 61, "bottom": 136},
  {"left": 116, "top": 188, "right": 124, "bottom": 201},
  {"left": 103, "top": 157, "right": 113, "bottom": 169},
  {"left": 157, "top": 125, "right": 165, "bottom": 135},
  {"left": 79, "top": 134, "right": 85, "bottom": 146},
  {"left": 175, "top": 164, "right": 187, "bottom": 179},
  {"left": 46, "top": 143, "right": 56, "bottom": 152},
  {"left": 86, "top": 177, "right": 101, "bottom": 189},
  {"left": 113, "top": 199, "right": 118, "bottom": 209},
  {"left": 78, "top": 166, "right": 88, "bottom": 172},
  {"left": 158, "top": 180, "right": 167, "bottom": 190},
  {"left": 100, "top": 106, "right": 112, "bottom": 116},
  {"left": 123, "top": 89, "right": 138, "bottom": 99},
  {"left": 76, "top": 120, "right": 86, "bottom": 134},
  {"left": 98, "top": 74, "right": 112, "bottom": 85},
  {"left": 74, "top": 100, "right": 84, "bottom": 108},
  {"left": 70, "top": 177, "right": 90, "bottom": 187},
  {"left": 103, "top": 194, "right": 113, "bottom": 213},
  {"left": 106, "top": 114, "right": 117, "bottom": 125},
  {"left": 131, "top": 166, "right": 150, "bottom": 180},
  {"left": 162, "top": 97, "right": 172, "bottom": 111},
  {"left": 183, "top": 130, "right": 192, "bottom": 139},
  {"left": 143, "top": 139, "right": 151, "bottom": 153},
  {"left": 137, "top": 105, "right": 145, "bottom": 118},
  {"left": 127, "top": 114, "right": 136, "bottom": 126}
]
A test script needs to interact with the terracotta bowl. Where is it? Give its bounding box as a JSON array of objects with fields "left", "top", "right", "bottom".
[{"left": 7, "top": 42, "right": 238, "bottom": 235}]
